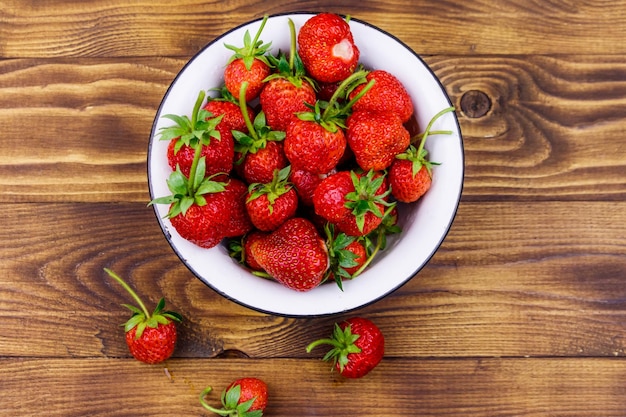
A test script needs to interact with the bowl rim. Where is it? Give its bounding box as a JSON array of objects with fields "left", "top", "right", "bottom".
[{"left": 147, "top": 12, "right": 465, "bottom": 317}]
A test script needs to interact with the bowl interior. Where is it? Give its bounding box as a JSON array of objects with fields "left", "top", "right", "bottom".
[{"left": 148, "top": 13, "right": 464, "bottom": 317}]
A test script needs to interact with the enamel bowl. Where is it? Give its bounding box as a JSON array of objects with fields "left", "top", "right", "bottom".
[{"left": 148, "top": 13, "right": 464, "bottom": 317}]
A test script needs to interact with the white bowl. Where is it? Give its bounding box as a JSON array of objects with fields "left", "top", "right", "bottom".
[{"left": 148, "top": 13, "right": 464, "bottom": 317}]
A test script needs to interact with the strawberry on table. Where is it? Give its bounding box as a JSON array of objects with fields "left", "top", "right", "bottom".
[
  {"left": 306, "top": 317, "right": 384, "bottom": 378},
  {"left": 349, "top": 69, "right": 414, "bottom": 123},
  {"left": 389, "top": 106, "right": 455, "bottom": 203},
  {"left": 346, "top": 109, "right": 411, "bottom": 172},
  {"left": 200, "top": 377, "right": 268, "bottom": 416},
  {"left": 260, "top": 18, "right": 317, "bottom": 132},
  {"left": 104, "top": 268, "right": 182, "bottom": 364},
  {"left": 223, "top": 15, "right": 272, "bottom": 101},
  {"left": 245, "top": 166, "right": 299, "bottom": 231},
  {"left": 297, "top": 13, "right": 360, "bottom": 83},
  {"left": 251, "top": 217, "right": 329, "bottom": 292}
]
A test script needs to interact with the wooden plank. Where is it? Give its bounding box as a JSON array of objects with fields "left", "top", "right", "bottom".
[
  {"left": 0, "top": 55, "right": 625, "bottom": 202},
  {"left": 1, "top": 1, "right": 626, "bottom": 57},
  {"left": 1, "top": 201, "right": 625, "bottom": 358},
  {"left": 2, "top": 357, "right": 626, "bottom": 416}
]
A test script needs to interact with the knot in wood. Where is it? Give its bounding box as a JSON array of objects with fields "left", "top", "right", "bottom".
[{"left": 460, "top": 90, "right": 491, "bottom": 118}]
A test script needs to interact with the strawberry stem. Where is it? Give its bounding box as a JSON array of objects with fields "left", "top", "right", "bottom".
[
  {"left": 104, "top": 268, "right": 151, "bottom": 319},
  {"left": 199, "top": 386, "right": 230, "bottom": 416},
  {"left": 414, "top": 106, "right": 455, "bottom": 154},
  {"left": 187, "top": 91, "right": 209, "bottom": 194},
  {"left": 288, "top": 18, "right": 296, "bottom": 71},
  {"left": 322, "top": 70, "right": 372, "bottom": 120},
  {"left": 238, "top": 81, "right": 259, "bottom": 140}
]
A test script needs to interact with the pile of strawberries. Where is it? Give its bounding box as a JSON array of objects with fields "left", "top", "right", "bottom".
[{"left": 151, "top": 13, "right": 454, "bottom": 292}]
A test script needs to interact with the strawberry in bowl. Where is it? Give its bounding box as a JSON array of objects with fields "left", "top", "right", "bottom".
[{"left": 147, "top": 13, "right": 464, "bottom": 317}]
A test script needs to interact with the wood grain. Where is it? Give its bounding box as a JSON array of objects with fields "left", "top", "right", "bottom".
[
  {"left": 3, "top": 357, "right": 626, "bottom": 416},
  {"left": 1, "top": 0, "right": 626, "bottom": 58},
  {"left": 2, "top": 201, "right": 625, "bottom": 359},
  {"left": 1, "top": 55, "right": 625, "bottom": 202}
]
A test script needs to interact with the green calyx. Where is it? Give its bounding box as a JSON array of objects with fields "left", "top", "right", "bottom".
[
  {"left": 159, "top": 90, "right": 224, "bottom": 154},
  {"left": 199, "top": 384, "right": 262, "bottom": 417},
  {"left": 246, "top": 165, "right": 293, "bottom": 214},
  {"left": 344, "top": 170, "right": 394, "bottom": 233},
  {"left": 305, "top": 322, "right": 362, "bottom": 373},
  {"left": 401, "top": 106, "right": 456, "bottom": 176},
  {"left": 104, "top": 268, "right": 182, "bottom": 339},
  {"left": 224, "top": 14, "right": 272, "bottom": 70},
  {"left": 232, "top": 82, "right": 285, "bottom": 163},
  {"left": 149, "top": 90, "right": 228, "bottom": 218},
  {"left": 296, "top": 70, "right": 374, "bottom": 133}
]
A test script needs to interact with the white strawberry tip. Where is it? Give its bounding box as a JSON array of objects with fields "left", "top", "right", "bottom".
[{"left": 332, "top": 38, "right": 355, "bottom": 62}]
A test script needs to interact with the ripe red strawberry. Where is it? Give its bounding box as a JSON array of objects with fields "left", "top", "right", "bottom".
[
  {"left": 349, "top": 69, "right": 414, "bottom": 123},
  {"left": 223, "top": 15, "right": 272, "bottom": 101},
  {"left": 162, "top": 91, "right": 234, "bottom": 179},
  {"left": 167, "top": 123, "right": 234, "bottom": 179},
  {"left": 104, "top": 268, "right": 182, "bottom": 364},
  {"left": 243, "top": 230, "right": 267, "bottom": 271},
  {"left": 389, "top": 106, "right": 455, "bottom": 202},
  {"left": 203, "top": 88, "right": 255, "bottom": 133},
  {"left": 260, "top": 19, "right": 317, "bottom": 132},
  {"left": 289, "top": 168, "right": 325, "bottom": 206},
  {"left": 346, "top": 109, "right": 411, "bottom": 171},
  {"left": 223, "top": 178, "right": 254, "bottom": 237},
  {"left": 285, "top": 117, "right": 346, "bottom": 174},
  {"left": 245, "top": 166, "right": 298, "bottom": 231},
  {"left": 306, "top": 317, "right": 384, "bottom": 378},
  {"left": 233, "top": 84, "right": 288, "bottom": 184},
  {"left": 238, "top": 139, "right": 288, "bottom": 185},
  {"left": 200, "top": 377, "right": 268, "bottom": 416},
  {"left": 251, "top": 217, "right": 329, "bottom": 291},
  {"left": 313, "top": 170, "right": 393, "bottom": 236},
  {"left": 297, "top": 13, "right": 360, "bottom": 83}
]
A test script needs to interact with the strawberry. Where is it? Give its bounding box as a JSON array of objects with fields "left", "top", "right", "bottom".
[
  {"left": 306, "top": 317, "right": 384, "bottom": 378},
  {"left": 223, "top": 178, "right": 254, "bottom": 238},
  {"left": 346, "top": 109, "right": 411, "bottom": 171},
  {"left": 297, "top": 13, "right": 360, "bottom": 83},
  {"left": 223, "top": 15, "right": 272, "bottom": 101},
  {"left": 289, "top": 168, "right": 325, "bottom": 206},
  {"left": 251, "top": 217, "right": 329, "bottom": 291},
  {"left": 162, "top": 90, "right": 234, "bottom": 179},
  {"left": 104, "top": 268, "right": 182, "bottom": 364},
  {"left": 284, "top": 71, "right": 373, "bottom": 174},
  {"left": 389, "top": 106, "right": 455, "bottom": 202},
  {"left": 204, "top": 87, "right": 255, "bottom": 133},
  {"left": 233, "top": 83, "right": 287, "bottom": 184},
  {"left": 260, "top": 18, "right": 317, "bottom": 132},
  {"left": 349, "top": 69, "right": 414, "bottom": 123},
  {"left": 243, "top": 230, "right": 267, "bottom": 272},
  {"left": 200, "top": 377, "right": 268, "bottom": 417},
  {"left": 313, "top": 170, "right": 394, "bottom": 236},
  {"left": 245, "top": 166, "right": 298, "bottom": 231}
]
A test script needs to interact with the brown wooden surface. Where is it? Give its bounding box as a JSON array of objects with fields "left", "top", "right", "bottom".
[{"left": 1, "top": 1, "right": 626, "bottom": 416}]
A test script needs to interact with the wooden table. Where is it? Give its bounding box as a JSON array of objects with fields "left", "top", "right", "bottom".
[{"left": 2, "top": 1, "right": 626, "bottom": 415}]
